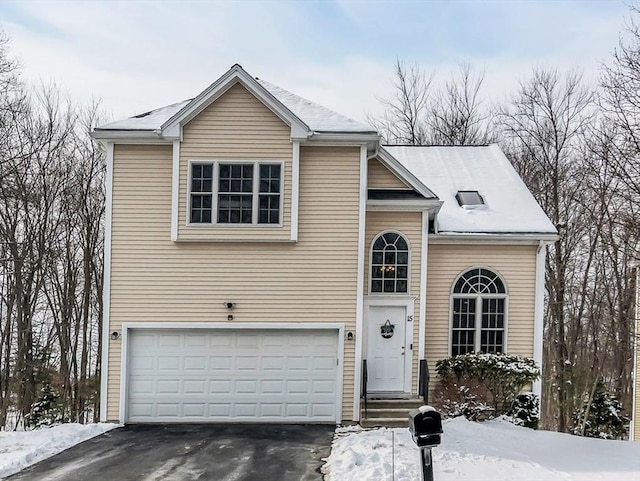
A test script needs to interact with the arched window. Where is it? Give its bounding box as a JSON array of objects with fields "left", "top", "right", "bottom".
[
  {"left": 370, "top": 232, "right": 409, "bottom": 293},
  {"left": 451, "top": 268, "right": 507, "bottom": 356}
]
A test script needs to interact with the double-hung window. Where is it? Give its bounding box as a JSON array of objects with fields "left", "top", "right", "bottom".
[
  {"left": 451, "top": 267, "right": 507, "bottom": 356},
  {"left": 189, "top": 162, "right": 282, "bottom": 225}
]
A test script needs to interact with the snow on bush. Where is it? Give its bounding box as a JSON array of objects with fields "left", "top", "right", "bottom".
[{"left": 434, "top": 352, "right": 539, "bottom": 420}]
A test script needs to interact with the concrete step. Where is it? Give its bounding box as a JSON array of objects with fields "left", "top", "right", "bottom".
[
  {"left": 365, "top": 398, "right": 424, "bottom": 407},
  {"left": 364, "top": 407, "right": 417, "bottom": 419},
  {"left": 360, "top": 417, "right": 409, "bottom": 428},
  {"left": 360, "top": 397, "right": 424, "bottom": 428}
]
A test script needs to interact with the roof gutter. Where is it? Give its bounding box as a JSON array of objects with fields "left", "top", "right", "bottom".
[{"left": 429, "top": 233, "right": 559, "bottom": 244}]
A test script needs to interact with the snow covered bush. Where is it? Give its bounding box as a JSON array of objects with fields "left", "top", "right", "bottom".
[
  {"left": 433, "top": 352, "right": 540, "bottom": 421},
  {"left": 505, "top": 392, "right": 539, "bottom": 429},
  {"left": 24, "top": 385, "right": 67, "bottom": 428},
  {"left": 571, "top": 381, "right": 629, "bottom": 440}
]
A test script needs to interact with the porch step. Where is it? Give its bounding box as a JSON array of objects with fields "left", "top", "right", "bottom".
[
  {"left": 361, "top": 417, "right": 410, "bottom": 428},
  {"left": 360, "top": 398, "right": 424, "bottom": 428}
]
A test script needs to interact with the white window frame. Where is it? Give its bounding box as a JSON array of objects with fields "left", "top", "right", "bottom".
[
  {"left": 186, "top": 159, "right": 284, "bottom": 227},
  {"left": 448, "top": 267, "right": 509, "bottom": 356},
  {"left": 368, "top": 230, "right": 411, "bottom": 295}
]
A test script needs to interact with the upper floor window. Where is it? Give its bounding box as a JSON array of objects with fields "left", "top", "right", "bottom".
[
  {"left": 189, "top": 162, "right": 282, "bottom": 225},
  {"left": 370, "top": 232, "right": 409, "bottom": 293},
  {"left": 451, "top": 268, "right": 507, "bottom": 356}
]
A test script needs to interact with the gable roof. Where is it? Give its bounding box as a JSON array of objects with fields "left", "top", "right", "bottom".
[
  {"left": 93, "top": 64, "right": 375, "bottom": 139},
  {"left": 385, "top": 145, "right": 558, "bottom": 236}
]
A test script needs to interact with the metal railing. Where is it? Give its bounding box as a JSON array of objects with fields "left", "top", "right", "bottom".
[
  {"left": 361, "top": 359, "right": 368, "bottom": 417},
  {"left": 418, "top": 359, "right": 430, "bottom": 404}
]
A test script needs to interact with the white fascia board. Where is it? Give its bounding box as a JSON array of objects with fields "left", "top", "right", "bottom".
[
  {"left": 306, "top": 132, "right": 381, "bottom": 144},
  {"left": 377, "top": 147, "right": 438, "bottom": 199},
  {"left": 533, "top": 240, "right": 546, "bottom": 400},
  {"left": 161, "top": 66, "right": 310, "bottom": 140},
  {"left": 429, "top": 233, "right": 559, "bottom": 244},
  {"left": 352, "top": 145, "right": 368, "bottom": 422},
  {"left": 100, "top": 142, "right": 114, "bottom": 422},
  {"left": 367, "top": 199, "right": 443, "bottom": 212},
  {"left": 90, "top": 130, "right": 171, "bottom": 143}
]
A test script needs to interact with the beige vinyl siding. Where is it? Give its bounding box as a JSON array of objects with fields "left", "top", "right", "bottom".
[
  {"left": 364, "top": 211, "right": 423, "bottom": 392},
  {"left": 368, "top": 158, "right": 408, "bottom": 189},
  {"left": 107, "top": 143, "right": 361, "bottom": 422},
  {"left": 178, "top": 82, "right": 293, "bottom": 241},
  {"left": 425, "top": 244, "right": 537, "bottom": 377}
]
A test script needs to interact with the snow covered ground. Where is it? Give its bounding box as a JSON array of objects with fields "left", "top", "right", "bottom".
[
  {"left": 323, "top": 417, "right": 640, "bottom": 481},
  {"left": 1, "top": 419, "right": 638, "bottom": 480},
  {"left": 0, "top": 423, "right": 119, "bottom": 479}
]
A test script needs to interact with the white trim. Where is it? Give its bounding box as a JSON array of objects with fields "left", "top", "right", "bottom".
[
  {"left": 291, "top": 141, "right": 300, "bottom": 242},
  {"left": 90, "top": 131, "right": 172, "bottom": 142},
  {"left": 100, "top": 142, "right": 114, "bottom": 422},
  {"left": 429, "top": 233, "right": 559, "bottom": 244},
  {"left": 161, "top": 67, "right": 310, "bottom": 140},
  {"left": 171, "top": 140, "right": 180, "bottom": 241},
  {"left": 377, "top": 147, "right": 438, "bottom": 199},
  {"left": 533, "top": 241, "right": 546, "bottom": 400},
  {"left": 119, "top": 322, "right": 345, "bottom": 424},
  {"left": 364, "top": 296, "right": 415, "bottom": 394},
  {"left": 352, "top": 145, "right": 368, "bottom": 421},
  {"left": 418, "top": 211, "right": 429, "bottom": 364}
]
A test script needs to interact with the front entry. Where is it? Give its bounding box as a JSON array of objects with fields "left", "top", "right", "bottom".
[{"left": 366, "top": 305, "right": 408, "bottom": 393}]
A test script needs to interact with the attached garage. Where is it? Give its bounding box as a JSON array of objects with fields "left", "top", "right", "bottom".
[{"left": 122, "top": 325, "right": 342, "bottom": 423}]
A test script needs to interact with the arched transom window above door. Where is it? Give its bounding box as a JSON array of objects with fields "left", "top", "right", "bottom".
[
  {"left": 451, "top": 267, "right": 507, "bottom": 356},
  {"left": 370, "top": 232, "right": 409, "bottom": 294}
]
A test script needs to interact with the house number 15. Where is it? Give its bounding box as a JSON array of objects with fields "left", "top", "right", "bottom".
[{"left": 407, "top": 315, "right": 413, "bottom": 322}]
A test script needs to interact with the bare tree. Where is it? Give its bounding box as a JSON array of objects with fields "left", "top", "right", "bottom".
[
  {"left": 496, "top": 67, "right": 596, "bottom": 432},
  {"left": 429, "top": 63, "right": 494, "bottom": 145},
  {"left": 366, "top": 59, "right": 433, "bottom": 145},
  {"left": 600, "top": 6, "right": 640, "bottom": 201}
]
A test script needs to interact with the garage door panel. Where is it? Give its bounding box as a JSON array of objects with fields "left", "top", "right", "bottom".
[{"left": 127, "top": 329, "right": 339, "bottom": 422}]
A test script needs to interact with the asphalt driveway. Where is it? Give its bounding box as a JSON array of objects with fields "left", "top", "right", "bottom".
[{"left": 7, "top": 423, "right": 335, "bottom": 481}]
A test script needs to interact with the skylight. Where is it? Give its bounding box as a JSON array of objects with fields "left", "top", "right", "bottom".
[{"left": 456, "top": 190, "right": 484, "bottom": 207}]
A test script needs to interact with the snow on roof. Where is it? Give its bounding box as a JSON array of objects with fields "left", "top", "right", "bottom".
[
  {"left": 384, "top": 145, "right": 557, "bottom": 235},
  {"left": 95, "top": 74, "right": 374, "bottom": 134},
  {"left": 255, "top": 79, "right": 375, "bottom": 134},
  {"left": 97, "top": 100, "right": 191, "bottom": 131}
]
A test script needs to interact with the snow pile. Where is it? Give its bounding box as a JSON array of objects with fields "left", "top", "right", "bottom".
[
  {"left": 323, "top": 417, "right": 640, "bottom": 481},
  {"left": 0, "top": 423, "right": 119, "bottom": 478}
]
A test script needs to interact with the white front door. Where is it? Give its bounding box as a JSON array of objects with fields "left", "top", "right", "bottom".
[{"left": 366, "top": 305, "right": 407, "bottom": 392}]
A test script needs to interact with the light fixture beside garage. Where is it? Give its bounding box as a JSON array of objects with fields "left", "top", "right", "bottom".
[
  {"left": 224, "top": 301, "right": 236, "bottom": 321},
  {"left": 110, "top": 331, "right": 120, "bottom": 340}
]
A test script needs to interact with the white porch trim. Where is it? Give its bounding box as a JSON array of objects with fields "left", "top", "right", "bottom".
[
  {"left": 352, "top": 145, "right": 368, "bottom": 421},
  {"left": 99, "top": 142, "right": 114, "bottom": 422}
]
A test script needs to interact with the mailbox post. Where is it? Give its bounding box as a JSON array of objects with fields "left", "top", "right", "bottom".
[{"left": 408, "top": 405, "right": 443, "bottom": 481}]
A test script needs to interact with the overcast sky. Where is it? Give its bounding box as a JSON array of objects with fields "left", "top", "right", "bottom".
[{"left": 0, "top": 0, "right": 632, "bottom": 124}]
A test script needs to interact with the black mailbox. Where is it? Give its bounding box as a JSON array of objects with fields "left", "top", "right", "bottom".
[{"left": 408, "top": 407, "right": 443, "bottom": 448}]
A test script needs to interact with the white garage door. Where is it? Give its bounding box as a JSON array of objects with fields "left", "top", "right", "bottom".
[{"left": 126, "top": 328, "right": 339, "bottom": 423}]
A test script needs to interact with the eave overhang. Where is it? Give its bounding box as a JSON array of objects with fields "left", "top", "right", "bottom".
[{"left": 429, "top": 232, "right": 559, "bottom": 244}]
